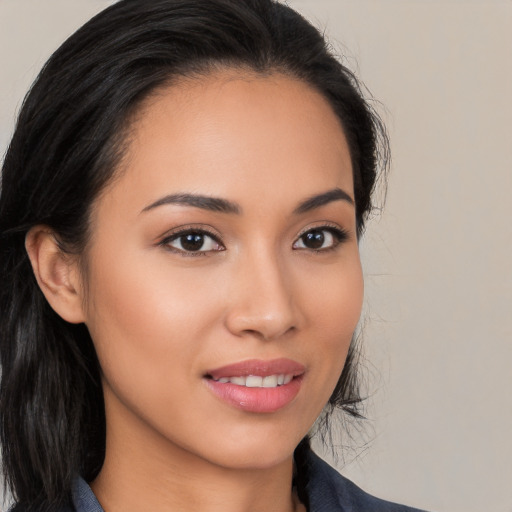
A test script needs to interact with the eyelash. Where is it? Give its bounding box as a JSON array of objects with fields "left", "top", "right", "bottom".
[
  {"left": 159, "top": 227, "right": 224, "bottom": 257},
  {"left": 158, "top": 224, "right": 349, "bottom": 256},
  {"left": 293, "top": 224, "right": 349, "bottom": 253}
]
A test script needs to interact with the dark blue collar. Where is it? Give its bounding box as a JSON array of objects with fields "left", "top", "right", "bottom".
[
  {"left": 72, "top": 478, "right": 103, "bottom": 512},
  {"left": 305, "top": 449, "right": 427, "bottom": 512}
]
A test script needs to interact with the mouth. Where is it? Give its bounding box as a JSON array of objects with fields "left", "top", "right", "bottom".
[
  {"left": 207, "top": 373, "right": 295, "bottom": 388},
  {"left": 204, "top": 358, "right": 305, "bottom": 413}
]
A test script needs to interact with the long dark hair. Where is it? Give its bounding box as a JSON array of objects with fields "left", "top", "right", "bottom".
[{"left": 0, "top": 0, "right": 389, "bottom": 510}]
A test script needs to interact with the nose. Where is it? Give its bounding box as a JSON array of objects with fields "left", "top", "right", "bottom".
[{"left": 224, "top": 249, "right": 300, "bottom": 341}]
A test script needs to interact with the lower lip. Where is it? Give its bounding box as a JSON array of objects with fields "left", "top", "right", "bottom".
[{"left": 204, "top": 376, "right": 303, "bottom": 413}]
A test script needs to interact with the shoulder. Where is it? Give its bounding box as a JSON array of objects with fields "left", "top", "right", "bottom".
[
  {"left": 8, "top": 478, "right": 101, "bottom": 512},
  {"left": 306, "top": 450, "right": 429, "bottom": 512}
]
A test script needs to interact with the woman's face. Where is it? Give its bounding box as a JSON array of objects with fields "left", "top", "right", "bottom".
[{"left": 81, "top": 71, "right": 363, "bottom": 471}]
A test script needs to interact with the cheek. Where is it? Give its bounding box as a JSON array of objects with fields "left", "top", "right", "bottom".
[
  {"left": 317, "top": 256, "right": 363, "bottom": 357},
  {"left": 294, "top": 251, "right": 364, "bottom": 413},
  {"left": 82, "top": 251, "right": 228, "bottom": 442},
  {"left": 82, "top": 249, "right": 221, "bottom": 393},
  {"left": 86, "top": 243, "right": 221, "bottom": 335},
  {"left": 303, "top": 251, "right": 364, "bottom": 340}
]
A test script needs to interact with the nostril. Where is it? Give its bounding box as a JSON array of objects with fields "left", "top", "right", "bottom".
[{"left": 241, "top": 325, "right": 296, "bottom": 341}]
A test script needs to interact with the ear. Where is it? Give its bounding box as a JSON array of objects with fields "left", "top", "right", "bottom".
[{"left": 25, "top": 226, "right": 86, "bottom": 324}]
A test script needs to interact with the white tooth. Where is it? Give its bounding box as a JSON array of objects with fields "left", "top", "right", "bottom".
[
  {"left": 230, "top": 376, "right": 246, "bottom": 386},
  {"left": 263, "top": 375, "right": 278, "bottom": 388},
  {"left": 246, "top": 375, "right": 263, "bottom": 387},
  {"left": 283, "top": 374, "right": 293, "bottom": 385},
  {"left": 277, "top": 374, "right": 285, "bottom": 386},
  {"left": 217, "top": 377, "right": 229, "bottom": 383}
]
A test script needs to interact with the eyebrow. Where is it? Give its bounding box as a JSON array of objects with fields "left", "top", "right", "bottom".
[
  {"left": 141, "top": 193, "right": 241, "bottom": 214},
  {"left": 141, "top": 187, "right": 353, "bottom": 215},
  {"left": 293, "top": 187, "right": 354, "bottom": 214}
]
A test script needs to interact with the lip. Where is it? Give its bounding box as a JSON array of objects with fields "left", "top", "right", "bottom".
[
  {"left": 206, "top": 358, "right": 305, "bottom": 379},
  {"left": 204, "top": 358, "right": 305, "bottom": 413}
]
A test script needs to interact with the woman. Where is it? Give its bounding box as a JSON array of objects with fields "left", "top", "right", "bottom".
[{"left": 0, "top": 1, "right": 427, "bottom": 511}]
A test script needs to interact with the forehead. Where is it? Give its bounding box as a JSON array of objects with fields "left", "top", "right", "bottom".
[{"left": 101, "top": 70, "right": 353, "bottom": 216}]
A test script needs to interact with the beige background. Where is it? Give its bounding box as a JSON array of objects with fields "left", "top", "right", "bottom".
[{"left": 1, "top": 1, "right": 511, "bottom": 511}]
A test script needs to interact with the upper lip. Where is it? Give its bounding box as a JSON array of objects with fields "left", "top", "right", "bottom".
[{"left": 206, "top": 358, "right": 305, "bottom": 379}]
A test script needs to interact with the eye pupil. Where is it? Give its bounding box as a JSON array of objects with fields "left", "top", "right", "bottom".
[
  {"left": 181, "top": 233, "right": 204, "bottom": 251},
  {"left": 302, "top": 230, "right": 325, "bottom": 249}
]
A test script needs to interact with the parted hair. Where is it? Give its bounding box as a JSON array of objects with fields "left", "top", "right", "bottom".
[{"left": 0, "top": 0, "right": 389, "bottom": 510}]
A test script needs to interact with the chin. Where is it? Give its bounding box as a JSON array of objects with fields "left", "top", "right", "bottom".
[
  {"left": 191, "top": 433, "right": 301, "bottom": 472},
  {"left": 215, "top": 449, "right": 295, "bottom": 471}
]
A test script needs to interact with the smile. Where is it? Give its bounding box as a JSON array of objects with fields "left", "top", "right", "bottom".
[
  {"left": 204, "top": 358, "right": 305, "bottom": 413},
  {"left": 211, "top": 374, "right": 294, "bottom": 388}
]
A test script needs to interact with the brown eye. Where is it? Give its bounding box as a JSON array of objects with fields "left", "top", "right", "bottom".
[
  {"left": 181, "top": 233, "right": 207, "bottom": 251},
  {"left": 301, "top": 230, "right": 326, "bottom": 249},
  {"left": 293, "top": 227, "right": 348, "bottom": 251},
  {"left": 164, "top": 230, "right": 223, "bottom": 254}
]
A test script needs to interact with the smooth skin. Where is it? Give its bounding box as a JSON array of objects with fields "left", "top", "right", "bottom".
[{"left": 26, "top": 71, "right": 363, "bottom": 512}]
